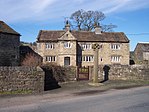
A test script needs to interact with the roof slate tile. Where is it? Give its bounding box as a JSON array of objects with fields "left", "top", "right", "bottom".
[{"left": 37, "top": 30, "right": 129, "bottom": 43}]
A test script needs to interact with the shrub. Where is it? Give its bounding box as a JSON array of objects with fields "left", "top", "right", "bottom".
[
  {"left": 21, "top": 53, "right": 42, "bottom": 66},
  {"left": 41, "top": 63, "right": 69, "bottom": 82}
]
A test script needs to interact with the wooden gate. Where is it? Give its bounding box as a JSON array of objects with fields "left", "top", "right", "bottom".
[{"left": 77, "top": 66, "right": 89, "bottom": 80}]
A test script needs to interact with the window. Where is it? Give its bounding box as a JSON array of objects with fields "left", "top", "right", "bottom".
[
  {"left": 64, "top": 42, "right": 72, "bottom": 48},
  {"left": 82, "top": 55, "right": 94, "bottom": 62},
  {"left": 81, "top": 43, "right": 91, "bottom": 50},
  {"left": 111, "top": 56, "right": 121, "bottom": 62},
  {"left": 111, "top": 44, "right": 121, "bottom": 50},
  {"left": 45, "top": 56, "right": 56, "bottom": 62},
  {"left": 45, "top": 43, "right": 54, "bottom": 49},
  {"left": 64, "top": 57, "right": 70, "bottom": 66}
]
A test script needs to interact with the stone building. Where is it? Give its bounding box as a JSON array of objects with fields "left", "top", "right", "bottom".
[
  {"left": 36, "top": 22, "right": 129, "bottom": 66},
  {"left": 0, "top": 20, "right": 20, "bottom": 66},
  {"left": 134, "top": 42, "right": 149, "bottom": 64}
]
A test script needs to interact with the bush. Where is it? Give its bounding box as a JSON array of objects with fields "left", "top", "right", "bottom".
[
  {"left": 21, "top": 53, "right": 42, "bottom": 66},
  {"left": 41, "top": 63, "right": 69, "bottom": 82}
]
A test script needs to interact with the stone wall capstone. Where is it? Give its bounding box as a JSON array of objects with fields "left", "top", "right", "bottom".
[{"left": 0, "top": 66, "right": 44, "bottom": 94}]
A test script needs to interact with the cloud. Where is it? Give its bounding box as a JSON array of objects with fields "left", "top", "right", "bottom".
[
  {"left": 0, "top": 0, "right": 57, "bottom": 22},
  {"left": 0, "top": 0, "right": 149, "bottom": 23},
  {"left": 102, "top": 0, "right": 149, "bottom": 14}
]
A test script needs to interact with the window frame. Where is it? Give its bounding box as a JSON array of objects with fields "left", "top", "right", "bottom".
[
  {"left": 111, "top": 44, "right": 121, "bottom": 50},
  {"left": 45, "top": 56, "right": 56, "bottom": 62},
  {"left": 81, "top": 43, "right": 92, "bottom": 50},
  {"left": 111, "top": 56, "right": 121, "bottom": 63},
  {"left": 45, "top": 43, "right": 55, "bottom": 49},
  {"left": 81, "top": 55, "right": 94, "bottom": 62},
  {"left": 64, "top": 41, "right": 72, "bottom": 48}
]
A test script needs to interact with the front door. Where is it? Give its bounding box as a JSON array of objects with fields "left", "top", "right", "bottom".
[{"left": 64, "top": 57, "right": 70, "bottom": 66}]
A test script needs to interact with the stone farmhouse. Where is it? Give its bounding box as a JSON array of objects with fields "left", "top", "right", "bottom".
[
  {"left": 134, "top": 42, "right": 149, "bottom": 64},
  {"left": 36, "top": 22, "right": 129, "bottom": 66},
  {"left": 0, "top": 21, "right": 20, "bottom": 66}
]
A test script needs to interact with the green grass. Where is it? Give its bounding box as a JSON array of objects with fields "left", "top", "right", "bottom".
[{"left": 0, "top": 90, "right": 33, "bottom": 95}]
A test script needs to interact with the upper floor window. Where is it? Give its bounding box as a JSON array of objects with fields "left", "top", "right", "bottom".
[
  {"left": 111, "top": 56, "right": 121, "bottom": 62},
  {"left": 81, "top": 43, "right": 91, "bottom": 50},
  {"left": 111, "top": 44, "right": 121, "bottom": 50},
  {"left": 64, "top": 42, "right": 72, "bottom": 48},
  {"left": 45, "top": 56, "right": 56, "bottom": 62},
  {"left": 45, "top": 43, "right": 54, "bottom": 49}
]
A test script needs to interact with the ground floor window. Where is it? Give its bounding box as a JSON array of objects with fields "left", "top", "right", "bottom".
[
  {"left": 80, "top": 55, "right": 94, "bottom": 62},
  {"left": 45, "top": 56, "right": 56, "bottom": 62},
  {"left": 111, "top": 56, "right": 121, "bottom": 62},
  {"left": 64, "top": 57, "right": 70, "bottom": 66}
]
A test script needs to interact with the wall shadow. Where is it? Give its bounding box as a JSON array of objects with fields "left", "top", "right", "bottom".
[
  {"left": 130, "top": 60, "right": 135, "bottom": 65},
  {"left": 42, "top": 68, "right": 61, "bottom": 91},
  {"left": 77, "top": 44, "right": 82, "bottom": 67},
  {"left": 100, "top": 65, "right": 110, "bottom": 83}
]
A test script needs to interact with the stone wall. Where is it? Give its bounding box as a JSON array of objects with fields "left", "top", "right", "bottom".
[
  {"left": 89, "top": 65, "right": 149, "bottom": 81},
  {"left": 0, "top": 66, "right": 44, "bottom": 94}
]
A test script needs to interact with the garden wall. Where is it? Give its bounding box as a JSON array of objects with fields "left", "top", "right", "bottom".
[
  {"left": 108, "top": 65, "right": 149, "bottom": 80},
  {"left": 0, "top": 66, "right": 44, "bottom": 94},
  {"left": 89, "top": 65, "right": 149, "bottom": 81}
]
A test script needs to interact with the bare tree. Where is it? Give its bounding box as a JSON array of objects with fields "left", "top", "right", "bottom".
[
  {"left": 21, "top": 53, "right": 42, "bottom": 66},
  {"left": 101, "top": 24, "right": 117, "bottom": 32},
  {"left": 70, "top": 9, "right": 116, "bottom": 32}
]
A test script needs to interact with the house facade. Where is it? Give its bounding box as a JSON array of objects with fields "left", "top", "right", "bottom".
[
  {"left": 134, "top": 42, "right": 149, "bottom": 64},
  {"left": 0, "top": 21, "right": 20, "bottom": 66},
  {"left": 36, "top": 22, "right": 129, "bottom": 66}
]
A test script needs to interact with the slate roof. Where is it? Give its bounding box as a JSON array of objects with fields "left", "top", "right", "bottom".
[
  {"left": 135, "top": 43, "right": 149, "bottom": 52},
  {"left": 37, "top": 30, "right": 129, "bottom": 43},
  {"left": 0, "top": 20, "right": 20, "bottom": 35}
]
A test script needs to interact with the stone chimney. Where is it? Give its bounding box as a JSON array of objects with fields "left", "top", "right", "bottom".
[
  {"left": 94, "top": 23, "right": 102, "bottom": 34},
  {"left": 65, "top": 20, "right": 70, "bottom": 31}
]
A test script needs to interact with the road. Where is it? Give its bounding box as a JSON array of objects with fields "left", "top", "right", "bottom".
[{"left": 0, "top": 86, "right": 149, "bottom": 112}]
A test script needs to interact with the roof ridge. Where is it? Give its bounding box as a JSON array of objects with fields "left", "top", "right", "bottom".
[
  {"left": 41, "top": 30, "right": 65, "bottom": 32},
  {"left": 0, "top": 20, "right": 20, "bottom": 35},
  {"left": 138, "top": 42, "right": 149, "bottom": 44}
]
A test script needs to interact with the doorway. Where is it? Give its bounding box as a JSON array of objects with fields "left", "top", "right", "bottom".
[{"left": 64, "top": 57, "right": 70, "bottom": 66}]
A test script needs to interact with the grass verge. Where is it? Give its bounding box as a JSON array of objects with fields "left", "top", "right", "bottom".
[{"left": 0, "top": 90, "right": 33, "bottom": 95}]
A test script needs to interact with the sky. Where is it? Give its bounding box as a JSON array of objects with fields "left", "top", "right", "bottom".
[{"left": 0, "top": 0, "right": 149, "bottom": 51}]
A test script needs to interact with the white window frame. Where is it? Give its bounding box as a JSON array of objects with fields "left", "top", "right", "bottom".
[
  {"left": 111, "top": 44, "right": 121, "bottom": 50},
  {"left": 64, "top": 42, "right": 72, "bottom": 48},
  {"left": 82, "top": 55, "right": 94, "bottom": 62},
  {"left": 45, "top": 56, "right": 56, "bottom": 62},
  {"left": 81, "top": 43, "right": 91, "bottom": 50},
  {"left": 45, "top": 43, "right": 55, "bottom": 49},
  {"left": 111, "top": 56, "right": 121, "bottom": 62}
]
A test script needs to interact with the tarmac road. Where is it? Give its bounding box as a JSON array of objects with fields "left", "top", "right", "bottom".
[{"left": 0, "top": 86, "right": 149, "bottom": 112}]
